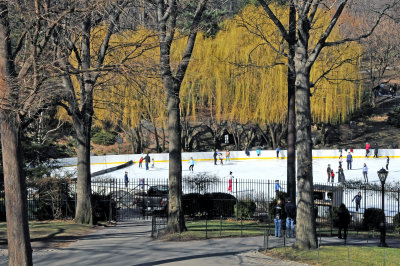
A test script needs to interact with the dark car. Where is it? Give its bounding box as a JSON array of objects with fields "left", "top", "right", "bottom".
[{"left": 142, "top": 185, "right": 168, "bottom": 216}]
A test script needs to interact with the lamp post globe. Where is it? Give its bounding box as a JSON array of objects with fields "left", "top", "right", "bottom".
[{"left": 377, "top": 167, "right": 388, "bottom": 247}]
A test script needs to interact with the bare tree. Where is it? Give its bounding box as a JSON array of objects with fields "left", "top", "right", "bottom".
[
  {"left": 0, "top": 0, "right": 71, "bottom": 264},
  {"left": 56, "top": 0, "right": 129, "bottom": 224},
  {"left": 156, "top": 0, "right": 208, "bottom": 233},
  {"left": 257, "top": 0, "right": 397, "bottom": 249}
]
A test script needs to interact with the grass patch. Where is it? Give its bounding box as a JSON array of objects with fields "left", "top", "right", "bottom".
[
  {"left": 0, "top": 220, "right": 104, "bottom": 248},
  {"left": 264, "top": 246, "right": 400, "bottom": 266},
  {"left": 160, "top": 219, "right": 274, "bottom": 240}
]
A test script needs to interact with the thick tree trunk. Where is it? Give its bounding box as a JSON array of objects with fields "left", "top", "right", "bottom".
[
  {"left": 0, "top": 3, "right": 32, "bottom": 264},
  {"left": 166, "top": 86, "right": 185, "bottom": 233},
  {"left": 287, "top": 1, "right": 296, "bottom": 203},
  {"left": 294, "top": 30, "right": 317, "bottom": 249},
  {"left": 73, "top": 119, "right": 93, "bottom": 225},
  {"left": 0, "top": 114, "right": 33, "bottom": 266}
]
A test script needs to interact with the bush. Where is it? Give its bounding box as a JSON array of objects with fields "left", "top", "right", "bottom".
[
  {"left": 387, "top": 107, "right": 400, "bottom": 127},
  {"left": 363, "top": 208, "right": 385, "bottom": 230},
  {"left": 235, "top": 200, "right": 256, "bottom": 219},
  {"left": 92, "top": 130, "right": 117, "bottom": 146},
  {"left": 393, "top": 213, "right": 400, "bottom": 233},
  {"left": 92, "top": 193, "right": 117, "bottom": 222},
  {"left": 182, "top": 193, "right": 204, "bottom": 217}
]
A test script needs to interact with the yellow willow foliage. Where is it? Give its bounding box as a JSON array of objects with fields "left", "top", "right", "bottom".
[{"left": 176, "top": 4, "right": 362, "bottom": 124}]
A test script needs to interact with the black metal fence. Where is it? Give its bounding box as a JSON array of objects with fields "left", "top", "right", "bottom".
[{"left": 0, "top": 177, "right": 399, "bottom": 233}]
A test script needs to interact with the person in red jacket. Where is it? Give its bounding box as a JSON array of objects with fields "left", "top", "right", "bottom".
[{"left": 365, "top": 142, "right": 371, "bottom": 157}]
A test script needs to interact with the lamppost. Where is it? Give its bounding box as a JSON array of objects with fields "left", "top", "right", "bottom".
[{"left": 377, "top": 168, "right": 388, "bottom": 247}]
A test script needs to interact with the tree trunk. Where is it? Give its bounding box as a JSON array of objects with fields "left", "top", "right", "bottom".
[
  {"left": 166, "top": 84, "right": 185, "bottom": 233},
  {"left": 73, "top": 119, "right": 93, "bottom": 225},
  {"left": 154, "top": 122, "right": 160, "bottom": 153},
  {"left": 287, "top": 1, "right": 296, "bottom": 203},
  {"left": 0, "top": 3, "right": 32, "bottom": 264},
  {"left": 0, "top": 114, "right": 33, "bottom": 266},
  {"left": 294, "top": 26, "right": 317, "bottom": 249}
]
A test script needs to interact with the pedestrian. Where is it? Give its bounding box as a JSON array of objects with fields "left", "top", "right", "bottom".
[
  {"left": 213, "top": 149, "right": 218, "bottom": 165},
  {"left": 336, "top": 203, "right": 350, "bottom": 240},
  {"left": 327, "top": 164, "right": 332, "bottom": 182},
  {"left": 275, "top": 180, "right": 281, "bottom": 198},
  {"left": 144, "top": 153, "right": 150, "bottom": 170},
  {"left": 225, "top": 171, "right": 234, "bottom": 192},
  {"left": 330, "top": 170, "right": 335, "bottom": 183},
  {"left": 124, "top": 171, "right": 129, "bottom": 188},
  {"left": 276, "top": 146, "right": 280, "bottom": 158},
  {"left": 346, "top": 152, "right": 352, "bottom": 170},
  {"left": 139, "top": 156, "right": 143, "bottom": 168},
  {"left": 338, "top": 155, "right": 343, "bottom": 168},
  {"left": 365, "top": 142, "right": 371, "bottom": 157},
  {"left": 337, "top": 166, "right": 345, "bottom": 183},
  {"left": 225, "top": 150, "right": 231, "bottom": 163},
  {"left": 362, "top": 163, "right": 368, "bottom": 182},
  {"left": 245, "top": 147, "right": 250, "bottom": 157},
  {"left": 352, "top": 192, "right": 362, "bottom": 212},
  {"left": 218, "top": 152, "right": 224, "bottom": 165},
  {"left": 285, "top": 198, "right": 296, "bottom": 238},
  {"left": 151, "top": 158, "right": 155, "bottom": 168},
  {"left": 374, "top": 143, "right": 379, "bottom": 158},
  {"left": 256, "top": 147, "right": 261, "bottom": 156},
  {"left": 188, "top": 157, "right": 196, "bottom": 172},
  {"left": 386, "top": 156, "right": 390, "bottom": 170},
  {"left": 274, "top": 200, "right": 283, "bottom": 237}
]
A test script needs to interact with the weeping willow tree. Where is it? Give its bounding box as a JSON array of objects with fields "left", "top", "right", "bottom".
[
  {"left": 178, "top": 4, "right": 362, "bottom": 127},
  {"left": 86, "top": 4, "right": 362, "bottom": 151}
]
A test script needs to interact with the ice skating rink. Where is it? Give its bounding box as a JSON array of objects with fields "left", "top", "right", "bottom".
[{"left": 58, "top": 149, "right": 400, "bottom": 185}]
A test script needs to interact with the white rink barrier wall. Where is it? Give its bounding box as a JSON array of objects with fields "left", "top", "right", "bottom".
[{"left": 58, "top": 149, "right": 400, "bottom": 168}]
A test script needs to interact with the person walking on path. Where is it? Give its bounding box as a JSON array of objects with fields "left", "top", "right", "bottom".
[
  {"left": 327, "top": 164, "right": 332, "bottom": 182},
  {"left": 336, "top": 203, "right": 351, "bottom": 240},
  {"left": 225, "top": 150, "right": 231, "bottom": 163},
  {"left": 374, "top": 143, "right": 379, "bottom": 158},
  {"left": 124, "top": 171, "right": 129, "bottom": 188},
  {"left": 274, "top": 200, "right": 283, "bottom": 237},
  {"left": 352, "top": 192, "right": 362, "bottom": 212},
  {"left": 188, "top": 157, "right": 196, "bottom": 172},
  {"left": 275, "top": 180, "right": 281, "bottom": 198},
  {"left": 365, "top": 142, "right": 371, "bottom": 157},
  {"left": 276, "top": 146, "right": 280, "bottom": 158},
  {"left": 225, "top": 171, "right": 234, "bottom": 192},
  {"left": 362, "top": 163, "right": 368, "bottom": 182},
  {"left": 144, "top": 154, "right": 150, "bottom": 171},
  {"left": 285, "top": 198, "right": 296, "bottom": 238},
  {"left": 346, "top": 152, "right": 353, "bottom": 170},
  {"left": 386, "top": 156, "right": 390, "bottom": 170},
  {"left": 139, "top": 156, "right": 143, "bottom": 168},
  {"left": 213, "top": 149, "right": 218, "bottom": 165},
  {"left": 256, "top": 147, "right": 261, "bottom": 156}
]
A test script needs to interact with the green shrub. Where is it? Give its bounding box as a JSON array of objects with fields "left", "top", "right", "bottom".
[
  {"left": 393, "top": 212, "right": 400, "bottom": 233},
  {"left": 92, "top": 130, "right": 117, "bottom": 146},
  {"left": 363, "top": 208, "right": 384, "bottom": 230},
  {"left": 235, "top": 200, "right": 256, "bottom": 219},
  {"left": 182, "top": 193, "right": 204, "bottom": 217},
  {"left": 92, "top": 193, "right": 117, "bottom": 222}
]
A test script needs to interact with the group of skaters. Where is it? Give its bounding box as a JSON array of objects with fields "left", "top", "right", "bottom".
[
  {"left": 138, "top": 153, "right": 154, "bottom": 170},
  {"left": 213, "top": 149, "right": 231, "bottom": 165},
  {"left": 327, "top": 143, "right": 390, "bottom": 183}
]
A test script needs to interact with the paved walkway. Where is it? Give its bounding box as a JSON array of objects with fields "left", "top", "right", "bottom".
[{"left": 0, "top": 221, "right": 399, "bottom": 265}]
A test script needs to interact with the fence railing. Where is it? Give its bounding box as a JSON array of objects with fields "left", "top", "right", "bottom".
[{"left": 0, "top": 178, "right": 399, "bottom": 234}]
